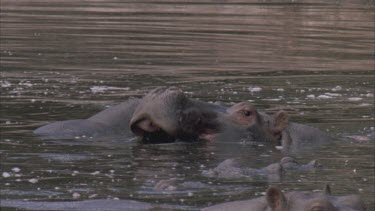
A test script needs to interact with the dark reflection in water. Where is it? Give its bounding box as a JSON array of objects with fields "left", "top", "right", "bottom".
[{"left": 0, "top": 0, "right": 374, "bottom": 210}]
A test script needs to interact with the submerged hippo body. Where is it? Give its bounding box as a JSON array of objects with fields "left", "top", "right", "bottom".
[
  {"left": 202, "top": 157, "right": 320, "bottom": 180},
  {"left": 34, "top": 87, "right": 331, "bottom": 152},
  {"left": 203, "top": 185, "right": 366, "bottom": 211}
]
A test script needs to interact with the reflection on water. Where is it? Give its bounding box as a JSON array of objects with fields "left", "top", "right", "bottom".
[{"left": 0, "top": 0, "right": 374, "bottom": 210}]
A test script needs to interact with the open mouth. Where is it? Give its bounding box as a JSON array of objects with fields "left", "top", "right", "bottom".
[
  {"left": 130, "top": 117, "right": 220, "bottom": 143},
  {"left": 198, "top": 132, "right": 217, "bottom": 141},
  {"left": 130, "top": 118, "right": 176, "bottom": 144},
  {"left": 129, "top": 106, "right": 222, "bottom": 143}
]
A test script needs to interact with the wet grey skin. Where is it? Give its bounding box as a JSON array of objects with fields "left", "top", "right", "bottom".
[
  {"left": 34, "top": 98, "right": 141, "bottom": 139},
  {"left": 32, "top": 87, "right": 216, "bottom": 141},
  {"left": 34, "top": 87, "right": 225, "bottom": 142},
  {"left": 216, "top": 101, "right": 332, "bottom": 154},
  {"left": 202, "top": 185, "right": 366, "bottom": 211},
  {"left": 34, "top": 87, "right": 331, "bottom": 152},
  {"left": 129, "top": 87, "right": 225, "bottom": 143},
  {"left": 127, "top": 87, "right": 331, "bottom": 151}
]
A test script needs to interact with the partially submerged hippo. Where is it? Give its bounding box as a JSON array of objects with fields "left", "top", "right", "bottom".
[
  {"left": 202, "top": 157, "right": 320, "bottom": 180},
  {"left": 34, "top": 87, "right": 331, "bottom": 152},
  {"left": 154, "top": 157, "right": 321, "bottom": 191},
  {"left": 203, "top": 185, "right": 366, "bottom": 211},
  {"left": 34, "top": 87, "right": 221, "bottom": 142}
]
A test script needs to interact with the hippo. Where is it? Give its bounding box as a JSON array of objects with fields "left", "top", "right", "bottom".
[
  {"left": 221, "top": 101, "right": 331, "bottom": 153},
  {"left": 203, "top": 185, "right": 366, "bottom": 211},
  {"left": 202, "top": 156, "right": 321, "bottom": 180},
  {"left": 153, "top": 157, "right": 321, "bottom": 191},
  {"left": 34, "top": 87, "right": 221, "bottom": 142},
  {"left": 34, "top": 87, "right": 331, "bottom": 152}
]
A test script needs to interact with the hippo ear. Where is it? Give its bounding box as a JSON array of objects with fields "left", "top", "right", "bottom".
[
  {"left": 274, "top": 110, "right": 289, "bottom": 132},
  {"left": 266, "top": 186, "right": 287, "bottom": 210},
  {"left": 324, "top": 184, "right": 332, "bottom": 195}
]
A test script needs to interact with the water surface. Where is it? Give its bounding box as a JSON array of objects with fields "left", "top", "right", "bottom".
[{"left": 1, "top": 0, "right": 374, "bottom": 210}]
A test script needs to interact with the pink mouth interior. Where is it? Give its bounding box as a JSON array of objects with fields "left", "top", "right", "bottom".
[{"left": 198, "top": 133, "right": 217, "bottom": 141}]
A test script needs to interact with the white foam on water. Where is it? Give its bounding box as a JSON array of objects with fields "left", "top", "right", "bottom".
[
  {"left": 2, "top": 172, "right": 11, "bottom": 178},
  {"left": 331, "top": 85, "right": 342, "bottom": 91},
  {"left": 317, "top": 95, "right": 333, "bottom": 99},
  {"left": 28, "top": 178, "right": 38, "bottom": 184},
  {"left": 348, "top": 97, "right": 362, "bottom": 101},
  {"left": 248, "top": 86, "right": 262, "bottom": 92},
  {"left": 1, "top": 81, "right": 12, "bottom": 88},
  {"left": 90, "top": 86, "right": 130, "bottom": 93}
]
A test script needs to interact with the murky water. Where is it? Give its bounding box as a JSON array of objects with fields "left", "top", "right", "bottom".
[{"left": 1, "top": 0, "right": 374, "bottom": 210}]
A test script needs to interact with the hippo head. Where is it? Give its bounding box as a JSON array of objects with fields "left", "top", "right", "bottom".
[
  {"left": 265, "top": 185, "right": 365, "bottom": 211},
  {"left": 221, "top": 101, "right": 289, "bottom": 144},
  {"left": 129, "top": 87, "right": 221, "bottom": 143},
  {"left": 130, "top": 88, "right": 290, "bottom": 144}
]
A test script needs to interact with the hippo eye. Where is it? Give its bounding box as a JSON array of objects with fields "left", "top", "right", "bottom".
[{"left": 242, "top": 110, "right": 252, "bottom": 117}]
